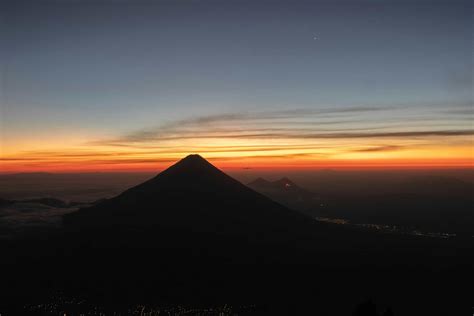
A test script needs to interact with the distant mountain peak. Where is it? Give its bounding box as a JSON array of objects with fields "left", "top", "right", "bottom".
[
  {"left": 64, "top": 155, "right": 310, "bottom": 231},
  {"left": 248, "top": 177, "right": 299, "bottom": 189},
  {"left": 274, "top": 177, "right": 297, "bottom": 188}
]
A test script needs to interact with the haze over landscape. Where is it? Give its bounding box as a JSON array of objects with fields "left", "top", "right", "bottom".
[{"left": 0, "top": 0, "right": 473, "bottom": 315}]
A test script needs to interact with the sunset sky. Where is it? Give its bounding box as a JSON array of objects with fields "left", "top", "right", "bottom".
[{"left": 1, "top": 0, "right": 472, "bottom": 172}]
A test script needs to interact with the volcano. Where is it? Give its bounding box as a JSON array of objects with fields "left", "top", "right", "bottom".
[
  {"left": 248, "top": 176, "right": 322, "bottom": 217},
  {"left": 64, "top": 154, "right": 312, "bottom": 241},
  {"left": 6, "top": 156, "right": 468, "bottom": 316}
]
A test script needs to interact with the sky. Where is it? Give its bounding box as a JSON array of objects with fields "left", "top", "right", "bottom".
[{"left": 1, "top": 0, "right": 472, "bottom": 172}]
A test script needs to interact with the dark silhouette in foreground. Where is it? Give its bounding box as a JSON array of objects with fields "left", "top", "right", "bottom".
[
  {"left": 0, "top": 155, "right": 472, "bottom": 315},
  {"left": 352, "top": 300, "right": 378, "bottom": 316},
  {"left": 352, "top": 300, "right": 395, "bottom": 316},
  {"left": 64, "top": 154, "right": 312, "bottom": 239}
]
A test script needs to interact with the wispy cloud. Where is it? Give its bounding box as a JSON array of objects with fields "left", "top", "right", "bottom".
[
  {"left": 90, "top": 105, "right": 473, "bottom": 147},
  {"left": 3, "top": 105, "right": 472, "bottom": 171},
  {"left": 96, "top": 127, "right": 473, "bottom": 144},
  {"left": 112, "top": 107, "right": 387, "bottom": 143},
  {"left": 351, "top": 145, "right": 404, "bottom": 153}
]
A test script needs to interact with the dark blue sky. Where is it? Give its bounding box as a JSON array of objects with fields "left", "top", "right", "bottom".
[{"left": 1, "top": 0, "right": 472, "bottom": 171}]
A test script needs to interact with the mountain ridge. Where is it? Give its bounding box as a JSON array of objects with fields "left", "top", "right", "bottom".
[{"left": 63, "top": 155, "right": 312, "bottom": 239}]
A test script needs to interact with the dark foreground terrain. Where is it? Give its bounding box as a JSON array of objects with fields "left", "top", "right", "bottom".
[{"left": 1, "top": 156, "right": 473, "bottom": 315}]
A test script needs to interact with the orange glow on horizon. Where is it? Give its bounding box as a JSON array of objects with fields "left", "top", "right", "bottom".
[
  {"left": 1, "top": 155, "right": 472, "bottom": 174},
  {"left": 2, "top": 133, "right": 472, "bottom": 173}
]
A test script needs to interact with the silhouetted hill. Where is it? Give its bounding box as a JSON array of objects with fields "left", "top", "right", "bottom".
[
  {"left": 272, "top": 177, "right": 298, "bottom": 189},
  {"left": 249, "top": 177, "right": 305, "bottom": 192},
  {"left": 1, "top": 157, "right": 471, "bottom": 316},
  {"left": 248, "top": 177, "right": 322, "bottom": 216},
  {"left": 64, "top": 155, "right": 311, "bottom": 240}
]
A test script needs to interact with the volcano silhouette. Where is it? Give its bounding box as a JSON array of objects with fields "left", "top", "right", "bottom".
[{"left": 64, "top": 154, "right": 311, "bottom": 240}]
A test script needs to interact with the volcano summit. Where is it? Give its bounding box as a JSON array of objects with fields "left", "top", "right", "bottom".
[{"left": 64, "top": 154, "right": 312, "bottom": 242}]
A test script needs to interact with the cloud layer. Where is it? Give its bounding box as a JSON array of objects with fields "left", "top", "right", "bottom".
[{"left": 2, "top": 104, "right": 473, "bottom": 171}]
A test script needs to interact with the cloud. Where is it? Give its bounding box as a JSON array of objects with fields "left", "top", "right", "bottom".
[
  {"left": 296, "top": 130, "right": 474, "bottom": 139},
  {"left": 351, "top": 145, "right": 404, "bottom": 153},
  {"left": 96, "top": 129, "right": 473, "bottom": 144},
  {"left": 112, "top": 107, "right": 388, "bottom": 143},
  {"left": 87, "top": 103, "right": 474, "bottom": 148},
  {"left": 4, "top": 105, "right": 472, "bottom": 170}
]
